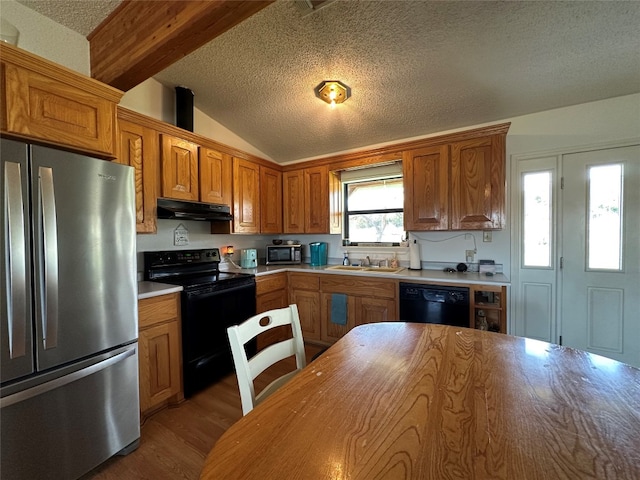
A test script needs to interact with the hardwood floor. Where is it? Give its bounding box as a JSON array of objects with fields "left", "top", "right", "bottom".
[{"left": 82, "top": 344, "right": 323, "bottom": 480}]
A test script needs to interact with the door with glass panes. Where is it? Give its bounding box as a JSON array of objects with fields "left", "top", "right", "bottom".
[{"left": 515, "top": 145, "right": 639, "bottom": 367}]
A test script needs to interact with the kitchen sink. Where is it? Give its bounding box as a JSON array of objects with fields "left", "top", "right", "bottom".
[
  {"left": 325, "top": 265, "right": 368, "bottom": 271},
  {"left": 325, "top": 265, "right": 406, "bottom": 274},
  {"left": 364, "top": 266, "right": 406, "bottom": 273}
]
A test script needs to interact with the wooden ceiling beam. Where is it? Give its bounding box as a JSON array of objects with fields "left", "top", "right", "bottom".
[{"left": 88, "top": 0, "right": 274, "bottom": 91}]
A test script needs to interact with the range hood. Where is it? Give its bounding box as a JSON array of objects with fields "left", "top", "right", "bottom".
[{"left": 157, "top": 198, "right": 233, "bottom": 221}]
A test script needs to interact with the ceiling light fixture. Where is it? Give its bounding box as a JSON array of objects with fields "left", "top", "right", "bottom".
[{"left": 315, "top": 80, "right": 350, "bottom": 108}]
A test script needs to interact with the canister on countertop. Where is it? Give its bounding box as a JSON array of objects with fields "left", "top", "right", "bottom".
[{"left": 409, "top": 238, "right": 422, "bottom": 270}]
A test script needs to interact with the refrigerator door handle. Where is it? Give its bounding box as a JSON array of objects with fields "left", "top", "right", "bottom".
[
  {"left": 0, "top": 346, "right": 137, "bottom": 408},
  {"left": 39, "top": 166, "right": 59, "bottom": 349},
  {"left": 4, "top": 161, "right": 27, "bottom": 359}
]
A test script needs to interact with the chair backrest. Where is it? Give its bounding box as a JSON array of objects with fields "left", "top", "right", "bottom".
[{"left": 227, "top": 304, "right": 306, "bottom": 415}]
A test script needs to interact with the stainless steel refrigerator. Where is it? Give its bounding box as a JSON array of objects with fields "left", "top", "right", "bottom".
[{"left": 1, "top": 138, "right": 140, "bottom": 479}]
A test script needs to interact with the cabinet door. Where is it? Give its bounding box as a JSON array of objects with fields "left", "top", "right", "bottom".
[
  {"left": 329, "top": 170, "right": 342, "bottom": 234},
  {"left": 355, "top": 297, "right": 397, "bottom": 326},
  {"left": 257, "top": 289, "right": 289, "bottom": 313},
  {"left": 117, "top": 119, "right": 158, "bottom": 234},
  {"left": 256, "top": 289, "right": 290, "bottom": 351},
  {"left": 138, "top": 321, "right": 182, "bottom": 413},
  {"left": 161, "top": 134, "right": 199, "bottom": 201},
  {"left": 320, "top": 293, "right": 356, "bottom": 343},
  {"left": 199, "top": 147, "right": 232, "bottom": 205},
  {"left": 305, "top": 165, "right": 329, "bottom": 233},
  {"left": 450, "top": 135, "right": 505, "bottom": 230},
  {"left": 1, "top": 49, "right": 119, "bottom": 157},
  {"left": 232, "top": 158, "right": 260, "bottom": 233},
  {"left": 283, "top": 170, "right": 305, "bottom": 233},
  {"left": 290, "top": 289, "right": 321, "bottom": 342},
  {"left": 260, "top": 165, "right": 283, "bottom": 233},
  {"left": 403, "top": 145, "right": 450, "bottom": 230}
]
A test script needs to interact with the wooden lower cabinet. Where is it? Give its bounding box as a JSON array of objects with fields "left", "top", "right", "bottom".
[
  {"left": 320, "top": 293, "right": 356, "bottom": 344},
  {"left": 288, "top": 273, "right": 321, "bottom": 342},
  {"left": 138, "top": 293, "right": 183, "bottom": 418},
  {"left": 355, "top": 296, "right": 397, "bottom": 325},
  {"left": 320, "top": 275, "right": 398, "bottom": 344},
  {"left": 256, "top": 273, "right": 289, "bottom": 350},
  {"left": 470, "top": 284, "right": 507, "bottom": 333}
]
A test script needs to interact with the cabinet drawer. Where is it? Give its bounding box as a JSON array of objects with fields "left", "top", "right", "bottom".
[
  {"left": 321, "top": 275, "right": 397, "bottom": 299},
  {"left": 138, "top": 293, "right": 180, "bottom": 329},
  {"left": 256, "top": 273, "right": 287, "bottom": 295},
  {"left": 288, "top": 272, "right": 320, "bottom": 291}
]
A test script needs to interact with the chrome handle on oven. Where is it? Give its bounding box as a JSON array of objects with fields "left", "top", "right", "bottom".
[
  {"left": 39, "top": 166, "right": 59, "bottom": 349},
  {"left": 4, "top": 161, "right": 27, "bottom": 359}
]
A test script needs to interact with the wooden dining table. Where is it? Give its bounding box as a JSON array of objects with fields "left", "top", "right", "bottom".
[{"left": 200, "top": 323, "right": 640, "bottom": 479}]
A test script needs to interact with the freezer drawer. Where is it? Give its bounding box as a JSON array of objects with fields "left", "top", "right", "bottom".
[{"left": 0, "top": 344, "right": 140, "bottom": 480}]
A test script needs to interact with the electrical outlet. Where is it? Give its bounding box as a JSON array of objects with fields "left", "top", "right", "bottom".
[
  {"left": 483, "top": 231, "right": 492, "bottom": 242},
  {"left": 465, "top": 250, "right": 475, "bottom": 263}
]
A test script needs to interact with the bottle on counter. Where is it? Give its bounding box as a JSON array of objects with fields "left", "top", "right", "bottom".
[
  {"left": 343, "top": 252, "right": 350, "bottom": 265},
  {"left": 390, "top": 253, "right": 399, "bottom": 268}
]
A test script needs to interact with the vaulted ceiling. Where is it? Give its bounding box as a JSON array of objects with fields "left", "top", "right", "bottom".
[{"left": 17, "top": 0, "right": 640, "bottom": 163}]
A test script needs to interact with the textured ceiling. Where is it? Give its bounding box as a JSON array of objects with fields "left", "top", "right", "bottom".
[{"left": 17, "top": 0, "right": 640, "bottom": 163}]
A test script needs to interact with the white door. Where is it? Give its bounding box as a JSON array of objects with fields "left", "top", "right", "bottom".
[{"left": 560, "top": 145, "right": 640, "bottom": 367}]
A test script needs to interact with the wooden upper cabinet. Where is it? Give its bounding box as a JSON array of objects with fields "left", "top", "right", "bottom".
[
  {"left": 161, "top": 134, "right": 199, "bottom": 201},
  {"left": 329, "top": 170, "right": 342, "bottom": 234},
  {"left": 283, "top": 170, "right": 305, "bottom": 233},
  {"left": 403, "top": 128, "right": 507, "bottom": 231},
  {"left": 199, "top": 147, "right": 232, "bottom": 205},
  {"left": 450, "top": 135, "right": 505, "bottom": 230},
  {"left": 260, "top": 165, "right": 283, "bottom": 234},
  {"left": 283, "top": 166, "right": 330, "bottom": 234},
  {"left": 117, "top": 119, "right": 158, "bottom": 234},
  {"left": 232, "top": 158, "right": 260, "bottom": 233},
  {"left": 403, "top": 145, "right": 450, "bottom": 231},
  {"left": 305, "top": 165, "right": 329, "bottom": 233},
  {"left": 0, "top": 43, "right": 122, "bottom": 158}
]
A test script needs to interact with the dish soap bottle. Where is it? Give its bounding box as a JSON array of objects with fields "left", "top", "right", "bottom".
[
  {"left": 343, "top": 252, "right": 350, "bottom": 265},
  {"left": 390, "top": 253, "right": 398, "bottom": 268}
]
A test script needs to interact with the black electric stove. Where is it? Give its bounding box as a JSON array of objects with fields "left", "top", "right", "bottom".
[{"left": 144, "top": 249, "right": 256, "bottom": 396}]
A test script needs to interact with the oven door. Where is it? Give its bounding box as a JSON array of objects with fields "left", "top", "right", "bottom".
[{"left": 181, "top": 279, "right": 256, "bottom": 397}]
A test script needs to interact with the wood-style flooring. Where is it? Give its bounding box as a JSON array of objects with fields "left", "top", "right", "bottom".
[{"left": 82, "top": 344, "right": 323, "bottom": 480}]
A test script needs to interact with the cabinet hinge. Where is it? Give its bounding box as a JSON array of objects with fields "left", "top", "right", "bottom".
[
  {"left": 559, "top": 335, "right": 563, "bottom": 346},
  {"left": 560, "top": 257, "right": 563, "bottom": 269},
  {"left": 560, "top": 177, "right": 564, "bottom": 189}
]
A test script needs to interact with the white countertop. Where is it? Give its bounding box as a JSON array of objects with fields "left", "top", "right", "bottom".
[
  {"left": 138, "top": 281, "right": 183, "bottom": 299},
  {"left": 138, "top": 265, "right": 509, "bottom": 298},
  {"left": 221, "top": 263, "right": 510, "bottom": 286}
]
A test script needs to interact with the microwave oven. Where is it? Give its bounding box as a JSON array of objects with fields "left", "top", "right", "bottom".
[{"left": 266, "top": 244, "right": 302, "bottom": 265}]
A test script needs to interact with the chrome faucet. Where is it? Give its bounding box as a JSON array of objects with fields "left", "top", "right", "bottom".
[{"left": 364, "top": 256, "right": 371, "bottom": 266}]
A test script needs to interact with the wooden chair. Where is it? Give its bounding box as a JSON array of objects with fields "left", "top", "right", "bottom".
[{"left": 227, "top": 304, "right": 306, "bottom": 415}]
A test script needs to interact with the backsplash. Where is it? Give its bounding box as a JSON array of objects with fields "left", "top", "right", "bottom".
[{"left": 136, "top": 220, "right": 509, "bottom": 277}]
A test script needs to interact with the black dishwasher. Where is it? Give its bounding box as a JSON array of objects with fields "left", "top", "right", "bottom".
[{"left": 399, "top": 282, "right": 470, "bottom": 327}]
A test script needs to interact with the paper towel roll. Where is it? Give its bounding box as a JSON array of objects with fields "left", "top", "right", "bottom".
[{"left": 409, "top": 239, "right": 422, "bottom": 270}]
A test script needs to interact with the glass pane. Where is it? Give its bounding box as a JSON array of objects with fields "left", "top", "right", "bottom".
[
  {"left": 347, "top": 178, "right": 403, "bottom": 210},
  {"left": 523, "top": 171, "right": 552, "bottom": 267},
  {"left": 347, "top": 213, "right": 404, "bottom": 242},
  {"left": 588, "top": 164, "right": 623, "bottom": 270}
]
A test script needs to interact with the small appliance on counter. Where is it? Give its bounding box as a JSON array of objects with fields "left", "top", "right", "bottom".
[
  {"left": 240, "top": 248, "right": 258, "bottom": 268},
  {"left": 309, "top": 242, "right": 328, "bottom": 266},
  {"left": 266, "top": 243, "right": 302, "bottom": 265},
  {"left": 409, "top": 237, "right": 422, "bottom": 270}
]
